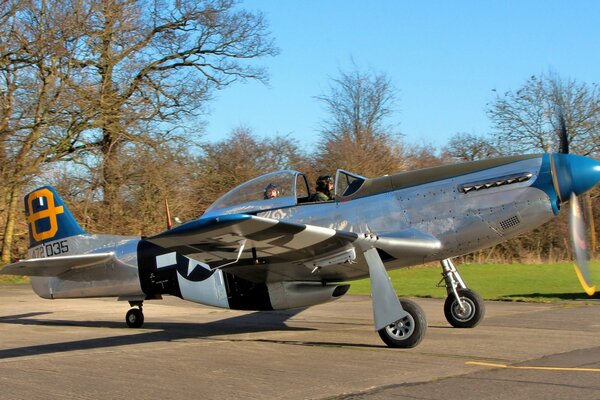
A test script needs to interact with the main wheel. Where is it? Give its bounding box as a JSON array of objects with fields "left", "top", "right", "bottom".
[
  {"left": 126, "top": 308, "right": 144, "bottom": 328},
  {"left": 378, "top": 299, "right": 427, "bottom": 348},
  {"left": 444, "top": 288, "right": 485, "bottom": 328}
]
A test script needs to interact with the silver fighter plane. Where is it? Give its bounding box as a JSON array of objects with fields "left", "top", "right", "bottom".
[{"left": 2, "top": 151, "right": 599, "bottom": 348}]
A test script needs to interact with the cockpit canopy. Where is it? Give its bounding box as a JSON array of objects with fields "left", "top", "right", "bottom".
[
  {"left": 201, "top": 169, "right": 367, "bottom": 218},
  {"left": 202, "top": 170, "right": 309, "bottom": 218}
]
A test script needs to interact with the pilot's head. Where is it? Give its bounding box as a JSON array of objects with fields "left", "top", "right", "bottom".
[
  {"left": 264, "top": 183, "right": 280, "bottom": 199},
  {"left": 316, "top": 175, "right": 334, "bottom": 195}
]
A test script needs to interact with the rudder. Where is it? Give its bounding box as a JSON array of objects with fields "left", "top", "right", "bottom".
[{"left": 24, "top": 186, "right": 86, "bottom": 249}]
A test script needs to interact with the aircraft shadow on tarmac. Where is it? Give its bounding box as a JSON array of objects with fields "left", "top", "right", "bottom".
[{"left": 0, "top": 309, "right": 344, "bottom": 360}]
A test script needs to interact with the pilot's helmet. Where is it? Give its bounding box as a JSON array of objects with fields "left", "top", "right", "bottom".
[{"left": 264, "top": 183, "right": 280, "bottom": 199}]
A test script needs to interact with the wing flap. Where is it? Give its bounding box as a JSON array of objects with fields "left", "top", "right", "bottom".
[{"left": 0, "top": 253, "right": 115, "bottom": 277}]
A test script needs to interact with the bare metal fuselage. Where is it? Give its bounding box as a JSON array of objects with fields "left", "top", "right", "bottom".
[
  {"left": 29, "top": 155, "right": 555, "bottom": 302},
  {"left": 30, "top": 235, "right": 143, "bottom": 300},
  {"left": 250, "top": 155, "right": 553, "bottom": 282}
]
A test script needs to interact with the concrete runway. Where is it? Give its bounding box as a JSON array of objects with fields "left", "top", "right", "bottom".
[{"left": 0, "top": 285, "right": 599, "bottom": 399}]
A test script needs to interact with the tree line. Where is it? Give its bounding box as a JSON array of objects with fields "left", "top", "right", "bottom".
[{"left": 1, "top": 1, "right": 599, "bottom": 265}]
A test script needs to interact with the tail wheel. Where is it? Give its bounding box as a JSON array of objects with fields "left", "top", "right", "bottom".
[
  {"left": 377, "top": 299, "right": 427, "bottom": 348},
  {"left": 126, "top": 308, "right": 144, "bottom": 328},
  {"left": 444, "top": 288, "right": 485, "bottom": 328}
]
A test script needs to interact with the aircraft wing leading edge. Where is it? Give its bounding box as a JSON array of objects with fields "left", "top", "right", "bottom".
[{"left": 147, "top": 214, "right": 442, "bottom": 270}]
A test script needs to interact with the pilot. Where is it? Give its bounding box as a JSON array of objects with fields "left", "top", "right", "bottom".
[
  {"left": 310, "top": 175, "right": 334, "bottom": 201},
  {"left": 264, "top": 183, "right": 280, "bottom": 199}
]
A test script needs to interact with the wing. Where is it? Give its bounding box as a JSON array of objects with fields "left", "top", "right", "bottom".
[
  {"left": 147, "top": 214, "right": 441, "bottom": 282},
  {"left": 0, "top": 253, "right": 116, "bottom": 277}
]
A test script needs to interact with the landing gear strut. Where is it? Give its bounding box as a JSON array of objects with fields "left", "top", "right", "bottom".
[
  {"left": 440, "top": 259, "right": 485, "bottom": 328},
  {"left": 126, "top": 301, "right": 144, "bottom": 328},
  {"left": 362, "top": 247, "right": 428, "bottom": 348}
]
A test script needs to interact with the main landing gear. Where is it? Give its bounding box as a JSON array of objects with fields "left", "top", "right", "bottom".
[
  {"left": 126, "top": 301, "right": 144, "bottom": 328},
  {"left": 377, "top": 258, "right": 483, "bottom": 347},
  {"left": 440, "top": 259, "right": 485, "bottom": 328},
  {"left": 377, "top": 298, "right": 427, "bottom": 348},
  {"left": 362, "top": 247, "right": 428, "bottom": 348}
]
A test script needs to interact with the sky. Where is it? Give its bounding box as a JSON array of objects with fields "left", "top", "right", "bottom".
[{"left": 203, "top": 1, "right": 600, "bottom": 151}]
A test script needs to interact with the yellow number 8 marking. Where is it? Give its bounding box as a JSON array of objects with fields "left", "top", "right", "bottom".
[{"left": 27, "top": 188, "right": 64, "bottom": 242}]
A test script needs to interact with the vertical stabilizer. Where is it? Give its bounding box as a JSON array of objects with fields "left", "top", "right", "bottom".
[{"left": 24, "top": 186, "right": 86, "bottom": 249}]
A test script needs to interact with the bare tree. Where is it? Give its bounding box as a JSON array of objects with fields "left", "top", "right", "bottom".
[
  {"left": 0, "top": 0, "right": 278, "bottom": 262},
  {"left": 488, "top": 74, "right": 600, "bottom": 155},
  {"left": 54, "top": 0, "right": 278, "bottom": 225},
  {"left": 0, "top": 1, "right": 21, "bottom": 261},
  {"left": 314, "top": 66, "right": 405, "bottom": 177},
  {"left": 194, "top": 127, "right": 306, "bottom": 213},
  {"left": 402, "top": 143, "right": 446, "bottom": 170},
  {"left": 444, "top": 132, "right": 500, "bottom": 162},
  {"left": 50, "top": 138, "right": 201, "bottom": 236},
  {"left": 0, "top": 0, "right": 87, "bottom": 262}
]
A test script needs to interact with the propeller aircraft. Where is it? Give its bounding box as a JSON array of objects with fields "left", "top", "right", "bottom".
[{"left": 2, "top": 137, "right": 599, "bottom": 348}]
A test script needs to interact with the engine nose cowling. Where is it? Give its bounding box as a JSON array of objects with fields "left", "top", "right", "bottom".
[{"left": 552, "top": 153, "right": 600, "bottom": 202}]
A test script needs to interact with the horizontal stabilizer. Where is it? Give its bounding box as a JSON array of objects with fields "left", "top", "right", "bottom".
[{"left": 0, "top": 253, "right": 115, "bottom": 277}]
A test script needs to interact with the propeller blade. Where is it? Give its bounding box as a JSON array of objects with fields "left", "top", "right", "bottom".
[
  {"left": 557, "top": 108, "right": 569, "bottom": 154},
  {"left": 165, "top": 198, "right": 173, "bottom": 230},
  {"left": 569, "top": 192, "right": 596, "bottom": 296}
]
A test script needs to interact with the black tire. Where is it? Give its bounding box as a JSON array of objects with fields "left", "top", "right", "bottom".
[
  {"left": 126, "top": 308, "right": 144, "bottom": 328},
  {"left": 444, "top": 288, "right": 485, "bottom": 328},
  {"left": 377, "top": 299, "right": 427, "bottom": 348}
]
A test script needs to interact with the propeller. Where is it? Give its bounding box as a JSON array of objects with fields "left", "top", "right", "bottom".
[
  {"left": 555, "top": 107, "right": 597, "bottom": 296},
  {"left": 569, "top": 192, "right": 596, "bottom": 295},
  {"left": 165, "top": 198, "right": 173, "bottom": 230}
]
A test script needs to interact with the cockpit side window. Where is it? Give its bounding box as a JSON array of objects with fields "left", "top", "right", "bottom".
[{"left": 335, "top": 170, "right": 366, "bottom": 197}]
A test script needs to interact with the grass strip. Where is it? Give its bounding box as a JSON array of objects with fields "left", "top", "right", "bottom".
[{"left": 348, "top": 262, "right": 600, "bottom": 302}]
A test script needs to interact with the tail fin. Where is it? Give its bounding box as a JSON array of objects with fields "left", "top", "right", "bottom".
[{"left": 24, "top": 186, "right": 86, "bottom": 249}]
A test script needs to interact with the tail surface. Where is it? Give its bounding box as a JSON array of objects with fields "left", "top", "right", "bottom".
[{"left": 24, "top": 186, "right": 86, "bottom": 249}]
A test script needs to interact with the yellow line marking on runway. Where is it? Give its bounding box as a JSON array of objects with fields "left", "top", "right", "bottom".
[{"left": 466, "top": 361, "right": 600, "bottom": 373}]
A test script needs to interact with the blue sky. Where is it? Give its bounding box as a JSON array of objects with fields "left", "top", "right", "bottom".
[{"left": 203, "top": 1, "right": 600, "bottom": 151}]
